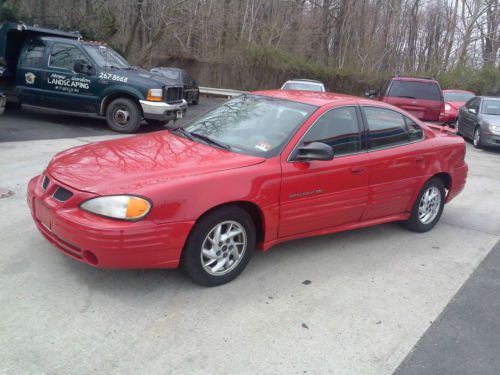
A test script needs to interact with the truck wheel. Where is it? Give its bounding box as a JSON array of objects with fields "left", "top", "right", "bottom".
[
  {"left": 106, "top": 98, "right": 142, "bottom": 134},
  {"left": 5, "top": 102, "right": 22, "bottom": 110},
  {"left": 146, "top": 119, "right": 169, "bottom": 127}
]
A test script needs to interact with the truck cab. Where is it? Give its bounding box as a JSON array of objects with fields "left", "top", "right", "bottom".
[{"left": 0, "top": 22, "right": 187, "bottom": 133}]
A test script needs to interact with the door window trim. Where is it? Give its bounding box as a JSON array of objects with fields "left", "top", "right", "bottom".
[
  {"left": 47, "top": 42, "right": 91, "bottom": 73},
  {"left": 287, "top": 105, "right": 366, "bottom": 162},
  {"left": 359, "top": 105, "right": 425, "bottom": 153}
]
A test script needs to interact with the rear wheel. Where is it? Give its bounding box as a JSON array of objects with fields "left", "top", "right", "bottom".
[
  {"left": 473, "top": 126, "right": 482, "bottom": 149},
  {"left": 181, "top": 206, "right": 255, "bottom": 286},
  {"left": 403, "top": 178, "right": 445, "bottom": 233},
  {"left": 105, "top": 98, "right": 142, "bottom": 134}
]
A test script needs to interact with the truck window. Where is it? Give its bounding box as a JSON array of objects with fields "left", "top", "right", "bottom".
[
  {"left": 19, "top": 39, "right": 46, "bottom": 68},
  {"left": 387, "top": 81, "right": 442, "bottom": 101},
  {"left": 49, "top": 43, "right": 88, "bottom": 71}
]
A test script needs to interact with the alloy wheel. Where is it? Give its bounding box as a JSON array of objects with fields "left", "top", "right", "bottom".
[{"left": 418, "top": 186, "right": 441, "bottom": 225}]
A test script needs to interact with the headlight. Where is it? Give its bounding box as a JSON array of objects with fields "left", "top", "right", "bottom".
[
  {"left": 444, "top": 103, "right": 451, "bottom": 111},
  {"left": 80, "top": 195, "right": 151, "bottom": 220},
  {"left": 146, "top": 88, "right": 163, "bottom": 102},
  {"left": 489, "top": 124, "right": 500, "bottom": 134}
]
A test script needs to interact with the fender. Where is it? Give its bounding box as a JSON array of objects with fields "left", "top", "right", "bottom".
[{"left": 99, "top": 85, "right": 145, "bottom": 115}]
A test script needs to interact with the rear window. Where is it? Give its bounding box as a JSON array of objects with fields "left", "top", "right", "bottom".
[{"left": 387, "top": 80, "right": 442, "bottom": 101}]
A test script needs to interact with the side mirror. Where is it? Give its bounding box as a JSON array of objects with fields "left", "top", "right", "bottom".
[
  {"left": 295, "top": 142, "right": 334, "bottom": 161},
  {"left": 468, "top": 108, "right": 477, "bottom": 114},
  {"left": 364, "top": 89, "right": 378, "bottom": 99},
  {"left": 74, "top": 59, "right": 92, "bottom": 75}
]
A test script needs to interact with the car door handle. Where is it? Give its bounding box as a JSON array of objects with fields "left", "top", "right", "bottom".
[{"left": 350, "top": 166, "right": 366, "bottom": 174}]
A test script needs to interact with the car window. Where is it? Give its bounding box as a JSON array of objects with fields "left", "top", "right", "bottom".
[
  {"left": 404, "top": 116, "right": 424, "bottom": 141},
  {"left": 19, "top": 39, "right": 46, "bottom": 68},
  {"left": 283, "top": 82, "right": 324, "bottom": 92},
  {"left": 49, "top": 43, "right": 88, "bottom": 71},
  {"left": 466, "top": 97, "right": 480, "bottom": 112},
  {"left": 301, "top": 107, "right": 361, "bottom": 156},
  {"left": 481, "top": 100, "right": 500, "bottom": 115},
  {"left": 387, "top": 80, "right": 442, "bottom": 101},
  {"left": 363, "top": 107, "right": 410, "bottom": 149}
]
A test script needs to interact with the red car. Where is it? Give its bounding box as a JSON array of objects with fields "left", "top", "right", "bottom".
[
  {"left": 373, "top": 76, "right": 445, "bottom": 123},
  {"left": 442, "top": 89, "right": 475, "bottom": 125},
  {"left": 27, "top": 91, "right": 468, "bottom": 286}
]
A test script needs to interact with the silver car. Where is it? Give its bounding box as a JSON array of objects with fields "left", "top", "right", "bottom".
[{"left": 457, "top": 96, "right": 500, "bottom": 148}]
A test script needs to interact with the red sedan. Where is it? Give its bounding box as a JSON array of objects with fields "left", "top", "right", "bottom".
[
  {"left": 442, "top": 89, "right": 475, "bottom": 125},
  {"left": 27, "top": 91, "right": 468, "bottom": 286}
]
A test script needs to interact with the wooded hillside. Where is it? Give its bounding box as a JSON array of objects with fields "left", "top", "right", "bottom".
[{"left": 1, "top": 0, "right": 499, "bottom": 94}]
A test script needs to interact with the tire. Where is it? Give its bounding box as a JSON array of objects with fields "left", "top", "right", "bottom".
[
  {"left": 473, "top": 126, "right": 483, "bottom": 149},
  {"left": 105, "top": 98, "right": 142, "bottom": 134},
  {"left": 455, "top": 119, "right": 462, "bottom": 135},
  {"left": 403, "top": 177, "right": 445, "bottom": 233},
  {"left": 146, "top": 119, "right": 169, "bottom": 127},
  {"left": 5, "top": 102, "right": 22, "bottom": 110},
  {"left": 181, "top": 206, "right": 255, "bottom": 286}
]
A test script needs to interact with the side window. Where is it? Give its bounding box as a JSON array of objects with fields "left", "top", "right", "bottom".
[
  {"left": 302, "top": 107, "right": 361, "bottom": 156},
  {"left": 49, "top": 43, "right": 88, "bottom": 71},
  {"left": 404, "top": 116, "right": 423, "bottom": 141},
  {"left": 19, "top": 39, "right": 46, "bottom": 68},
  {"left": 363, "top": 107, "right": 409, "bottom": 149},
  {"left": 466, "top": 97, "right": 480, "bottom": 112}
]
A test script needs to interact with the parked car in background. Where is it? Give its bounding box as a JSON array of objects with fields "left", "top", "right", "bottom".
[
  {"left": 150, "top": 67, "right": 200, "bottom": 105},
  {"left": 28, "top": 91, "right": 467, "bottom": 286},
  {"left": 457, "top": 96, "right": 500, "bottom": 148},
  {"left": 281, "top": 79, "right": 325, "bottom": 92},
  {"left": 0, "top": 22, "right": 187, "bottom": 133},
  {"left": 0, "top": 92, "right": 5, "bottom": 114},
  {"left": 368, "top": 76, "right": 444, "bottom": 123},
  {"left": 442, "top": 89, "right": 475, "bottom": 125}
]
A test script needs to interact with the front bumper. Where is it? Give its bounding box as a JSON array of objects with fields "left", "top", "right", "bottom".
[
  {"left": 27, "top": 174, "right": 194, "bottom": 269},
  {"left": 482, "top": 131, "right": 500, "bottom": 147},
  {"left": 140, "top": 99, "right": 187, "bottom": 121}
]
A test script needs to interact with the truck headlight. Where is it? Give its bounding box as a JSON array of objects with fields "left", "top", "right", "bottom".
[
  {"left": 146, "top": 88, "right": 163, "bottom": 102},
  {"left": 81, "top": 195, "right": 151, "bottom": 220},
  {"left": 489, "top": 124, "right": 500, "bottom": 134}
]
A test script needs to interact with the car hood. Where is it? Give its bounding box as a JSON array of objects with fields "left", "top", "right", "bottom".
[
  {"left": 47, "top": 132, "right": 265, "bottom": 194},
  {"left": 106, "top": 67, "right": 180, "bottom": 87},
  {"left": 481, "top": 114, "right": 500, "bottom": 125}
]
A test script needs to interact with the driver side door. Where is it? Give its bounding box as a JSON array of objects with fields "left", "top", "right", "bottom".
[
  {"left": 279, "top": 106, "right": 370, "bottom": 238},
  {"left": 461, "top": 97, "right": 480, "bottom": 138}
]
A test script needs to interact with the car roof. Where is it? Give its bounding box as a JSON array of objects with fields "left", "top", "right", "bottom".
[
  {"left": 252, "top": 89, "right": 387, "bottom": 107},
  {"left": 391, "top": 76, "right": 439, "bottom": 84}
]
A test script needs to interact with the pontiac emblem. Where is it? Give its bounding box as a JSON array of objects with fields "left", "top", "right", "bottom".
[{"left": 25, "top": 72, "right": 36, "bottom": 85}]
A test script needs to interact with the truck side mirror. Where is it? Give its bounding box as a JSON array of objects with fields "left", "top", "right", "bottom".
[{"left": 74, "top": 60, "right": 92, "bottom": 75}]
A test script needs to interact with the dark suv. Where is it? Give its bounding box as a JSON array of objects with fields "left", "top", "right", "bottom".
[{"left": 368, "top": 77, "right": 444, "bottom": 123}]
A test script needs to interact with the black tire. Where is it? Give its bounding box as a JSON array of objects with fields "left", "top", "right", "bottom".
[
  {"left": 181, "top": 206, "right": 255, "bottom": 286},
  {"left": 5, "top": 102, "right": 22, "bottom": 110},
  {"left": 105, "top": 98, "right": 142, "bottom": 134},
  {"left": 146, "top": 119, "right": 169, "bottom": 127},
  {"left": 403, "top": 177, "right": 445, "bottom": 233},
  {"left": 473, "top": 126, "right": 483, "bottom": 149}
]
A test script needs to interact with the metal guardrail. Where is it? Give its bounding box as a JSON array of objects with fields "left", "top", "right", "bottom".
[{"left": 199, "top": 87, "right": 247, "bottom": 98}]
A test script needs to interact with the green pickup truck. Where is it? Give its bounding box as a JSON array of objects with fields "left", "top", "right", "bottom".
[{"left": 0, "top": 22, "right": 187, "bottom": 133}]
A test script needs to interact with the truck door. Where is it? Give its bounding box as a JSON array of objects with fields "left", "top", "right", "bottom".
[
  {"left": 41, "top": 42, "right": 99, "bottom": 112},
  {"left": 15, "top": 38, "right": 47, "bottom": 105}
]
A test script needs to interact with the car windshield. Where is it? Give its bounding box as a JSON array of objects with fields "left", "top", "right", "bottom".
[
  {"left": 481, "top": 100, "right": 500, "bottom": 115},
  {"left": 444, "top": 91, "right": 474, "bottom": 102},
  {"left": 182, "top": 94, "right": 316, "bottom": 157},
  {"left": 283, "top": 82, "right": 323, "bottom": 92},
  {"left": 82, "top": 44, "right": 130, "bottom": 69},
  {"left": 388, "top": 81, "right": 442, "bottom": 101}
]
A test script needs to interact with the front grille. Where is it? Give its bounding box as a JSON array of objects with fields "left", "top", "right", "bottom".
[
  {"left": 53, "top": 187, "right": 73, "bottom": 202},
  {"left": 42, "top": 176, "right": 50, "bottom": 190},
  {"left": 164, "top": 86, "right": 183, "bottom": 103}
]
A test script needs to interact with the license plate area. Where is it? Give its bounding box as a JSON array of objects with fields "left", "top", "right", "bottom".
[
  {"left": 35, "top": 199, "right": 52, "bottom": 230},
  {"left": 176, "top": 111, "right": 183, "bottom": 119}
]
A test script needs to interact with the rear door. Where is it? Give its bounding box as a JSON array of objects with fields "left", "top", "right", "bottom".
[
  {"left": 383, "top": 80, "right": 443, "bottom": 122},
  {"left": 279, "top": 106, "right": 370, "bottom": 237},
  {"left": 360, "top": 106, "right": 430, "bottom": 220},
  {"left": 40, "top": 42, "right": 99, "bottom": 112},
  {"left": 15, "top": 38, "right": 47, "bottom": 105}
]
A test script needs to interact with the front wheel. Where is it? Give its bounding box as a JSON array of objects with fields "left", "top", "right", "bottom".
[
  {"left": 181, "top": 206, "right": 255, "bottom": 286},
  {"left": 105, "top": 98, "right": 142, "bottom": 133},
  {"left": 403, "top": 178, "right": 445, "bottom": 233}
]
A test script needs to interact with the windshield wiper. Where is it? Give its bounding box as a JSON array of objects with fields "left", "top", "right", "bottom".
[
  {"left": 189, "top": 132, "right": 231, "bottom": 151},
  {"left": 169, "top": 127, "right": 195, "bottom": 141}
]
